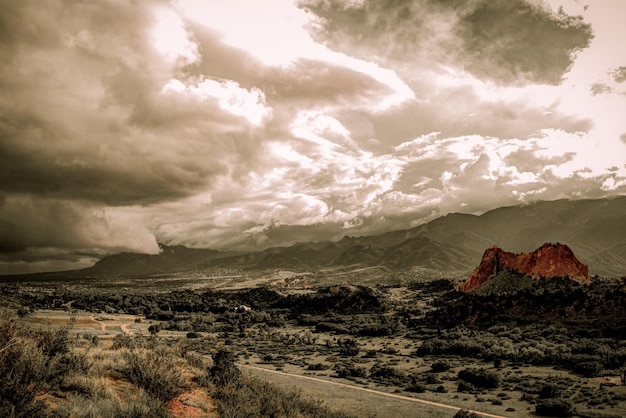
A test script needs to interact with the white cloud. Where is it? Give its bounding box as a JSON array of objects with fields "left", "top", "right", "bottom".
[
  {"left": 162, "top": 77, "right": 272, "bottom": 125},
  {"left": 150, "top": 5, "right": 199, "bottom": 66}
]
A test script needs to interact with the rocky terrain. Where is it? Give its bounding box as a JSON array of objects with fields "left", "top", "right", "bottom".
[{"left": 457, "top": 243, "right": 590, "bottom": 292}]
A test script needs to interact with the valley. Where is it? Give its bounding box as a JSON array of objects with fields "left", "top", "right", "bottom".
[{"left": 3, "top": 263, "right": 626, "bottom": 417}]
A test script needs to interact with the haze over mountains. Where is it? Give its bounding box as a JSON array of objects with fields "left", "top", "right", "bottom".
[{"left": 10, "top": 197, "right": 626, "bottom": 280}]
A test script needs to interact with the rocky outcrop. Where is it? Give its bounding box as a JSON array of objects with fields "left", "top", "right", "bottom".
[{"left": 457, "top": 243, "right": 589, "bottom": 292}]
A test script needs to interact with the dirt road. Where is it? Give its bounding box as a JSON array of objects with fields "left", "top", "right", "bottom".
[{"left": 241, "top": 364, "right": 506, "bottom": 418}]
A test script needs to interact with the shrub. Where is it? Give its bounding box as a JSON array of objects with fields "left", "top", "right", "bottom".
[
  {"left": 431, "top": 359, "right": 452, "bottom": 372},
  {"left": 120, "top": 348, "right": 187, "bottom": 403},
  {"left": 337, "top": 366, "right": 366, "bottom": 378},
  {"left": 307, "top": 363, "right": 329, "bottom": 371},
  {"left": 0, "top": 309, "right": 78, "bottom": 418},
  {"left": 210, "top": 350, "right": 240, "bottom": 387},
  {"left": 535, "top": 398, "right": 574, "bottom": 417},
  {"left": 573, "top": 361, "right": 602, "bottom": 377},
  {"left": 453, "top": 409, "right": 481, "bottom": 418},
  {"left": 457, "top": 381, "right": 476, "bottom": 393},
  {"left": 539, "top": 383, "right": 561, "bottom": 399},
  {"left": 337, "top": 338, "right": 359, "bottom": 357},
  {"left": 406, "top": 383, "right": 427, "bottom": 393},
  {"left": 458, "top": 368, "right": 500, "bottom": 389}
]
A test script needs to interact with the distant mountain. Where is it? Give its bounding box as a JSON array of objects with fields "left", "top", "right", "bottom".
[
  {"left": 4, "top": 196, "right": 625, "bottom": 280},
  {"left": 79, "top": 244, "right": 239, "bottom": 278},
  {"left": 457, "top": 243, "right": 590, "bottom": 292}
]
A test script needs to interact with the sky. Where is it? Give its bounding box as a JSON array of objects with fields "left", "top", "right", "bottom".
[{"left": 1, "top": 0, "right": 625, "bottom": 274}]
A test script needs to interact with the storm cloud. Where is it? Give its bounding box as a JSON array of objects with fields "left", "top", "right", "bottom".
[{"left": 0, "top": 0, "right": 625, "bottom": 274}]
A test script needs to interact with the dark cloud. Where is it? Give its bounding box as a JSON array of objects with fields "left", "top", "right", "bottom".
[
  {"left": 0, "top": 196, "right": 157, "bottom": 255},
  {"left": 301, "top": 0, "right": 593, "bottom": 85},
  {"left": 0, "top": 0, "right": 268, "bottom": 206},
  {"left": 621, "top": 133, "right": 626, "bottom": 144},
  {"left": 455, "top": 2, "right": 593, "bottom": 85}
]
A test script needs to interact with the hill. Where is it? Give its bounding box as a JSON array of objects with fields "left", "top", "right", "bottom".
[{"left": 456, "top": 243, "right": 590, "bottom": 292}]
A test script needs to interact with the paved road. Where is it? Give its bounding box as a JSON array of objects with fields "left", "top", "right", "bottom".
[{"left": 241, "top": 364, "right": 506, "bottom": 418}]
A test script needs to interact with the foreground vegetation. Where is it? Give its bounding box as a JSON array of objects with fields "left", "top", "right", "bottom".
[
  {"left": 2, "top": 272, "right": 626, "bottom": 417},
  {"left": 0, "top": 308, "right": 353, "bottom": 417}
]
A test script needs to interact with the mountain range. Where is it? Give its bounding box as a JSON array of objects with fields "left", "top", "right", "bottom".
[{"left": 8, "top": 196, "right": 626, "bottom": 280}]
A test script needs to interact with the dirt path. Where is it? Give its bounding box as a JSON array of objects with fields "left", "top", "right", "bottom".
[
  {"left": 241, "top": 364, "right": 506, "bottom": 418},
  {"left": 89, "top": 316, "right": 107, "bottom": 334},
  {"left": 120, "top": 322, "right": 132, "bottom": 335}
]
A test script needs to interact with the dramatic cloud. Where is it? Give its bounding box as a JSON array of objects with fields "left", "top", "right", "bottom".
[
  {"left": 301, "top": 0, "right": 594, "bottom": 85},
  {"left": 0, "top": 0, "right": 625, "bottom": 274}
]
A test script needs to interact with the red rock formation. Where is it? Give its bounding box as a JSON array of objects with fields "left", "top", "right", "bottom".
[{"left": 457, "top": 243, "right": 589, "bottom": 292}]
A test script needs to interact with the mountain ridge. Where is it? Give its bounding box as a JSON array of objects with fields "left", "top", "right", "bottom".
[{"left": 3, "top": 196, "right": 625, "bottom": 280}]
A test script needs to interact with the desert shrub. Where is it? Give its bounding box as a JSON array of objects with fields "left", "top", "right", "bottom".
[
  {"left": 572, "top": 361, "right": 603, "bottom": 377},
  {"left": 337, "top": 366, "right": 366, "bottom": 378},
  {"left": 406, "top": 383, "right": 427, "bottom": 393},
  {"left": 337, "top": 338, "right": 360, "bottom": 357},
  {"left": 307, "top": 363, "right": 329, "bottom": 371},
  {"left": 458, "top": 368, "right": 500, "bottom": 389},
  {"left": 535, "top": 398, "right": 574, "bottom": 417},
  {"left": 210, "top": 349, "right": 241, "bottom": 387},
  {"left": 120, "top": 348, "right": 187, "bottom": 403},
  {"left": 54, "top": 383, "right": 169, "bottom": 418},
  {"left": 539, "top": 383, "right": 561, "bottom": 399},
  {"left": 184, "top": 352, "right": 210, "bottom": 370},
  {"left": 0, "top": 309, "right": 79, "bottom": 418},
  {"left": 453, "top": 409, "right": 481, "bottom": 418},
  {"left": 370, "top": 364, "right": 409, "bottom": 385},
  {"left": 363, "top": 349, "right": 378, "bottom": 358},
  {"left": 426, "top": 375, "right": 441, "bottom": 384},
  {"left": 431, "top": 359, "right": 451, "bottom": 372},
  {"left": 112, "top": 334, "right": 135, "bottom": 350},
  {"left": 209, "top": 349, "right": 353, "bottom": 418},
  {"left": 457, "top": 381, "right": 476, "bottom": 393}
]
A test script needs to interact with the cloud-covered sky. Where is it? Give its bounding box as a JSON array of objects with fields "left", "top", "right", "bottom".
[{"left": 1, "top": 0, "right": 625, "bottom": 274}]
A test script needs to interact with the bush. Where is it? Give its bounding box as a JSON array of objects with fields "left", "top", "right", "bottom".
[
  {"left": 406, "top": 383, "right": 427, "bottom": 393},
  {"left": 0, "top": 309, "right": 78, "bottom": 418},
  {"left": 453, "top": 409, "right": 481, "bottom": 418},
  {"left": 431, "top": 359, "right": 451, "bottom": 373},
  {"left": 535, "top": 398, "right": 574, "bottom": 417},
  {"left": 539, "top": 383, "right": 561, "bottom": 399},
  {"left": 458, "top": 368, "right": 500, "bottom": 389},
  {"left": 121, "top": 348, "right": 187, "bottom": 403},
  {"left": 572, "top": 361, "right": 602, "bottom": 377},
  {"left": 337, "top": 338, "right": 359, "bottom": 357},
  {"left": 210, "top": 350, "right": 241, "bottom": 387},
  {"left": 307, "top": 363, "right": 329, "bottom": 371},
  {"left": 457, "top": 381, "right": 476, "bottom": 393}
]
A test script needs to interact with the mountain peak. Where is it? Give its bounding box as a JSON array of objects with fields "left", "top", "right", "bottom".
[{"left": 457, "top": 243, "right": 590, "bottom": 292}]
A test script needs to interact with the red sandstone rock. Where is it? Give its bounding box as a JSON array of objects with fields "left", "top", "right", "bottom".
[{"left": 457, "top": 243, "right": 590, "bottom": 292}]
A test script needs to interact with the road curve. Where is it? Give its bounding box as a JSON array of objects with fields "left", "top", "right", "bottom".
[{"left": 241, "top": 364, "right": 506, "bottom": 418}]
